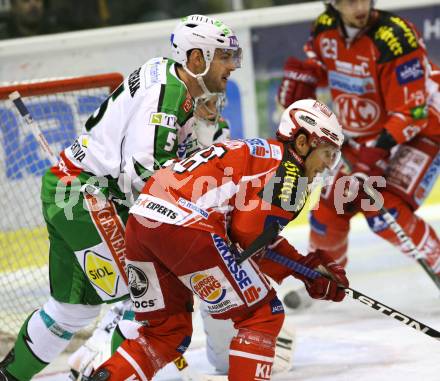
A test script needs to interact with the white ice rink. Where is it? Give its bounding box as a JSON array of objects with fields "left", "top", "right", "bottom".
[{"left": 35, "top": 212, "right": 440, "bottom": 381}]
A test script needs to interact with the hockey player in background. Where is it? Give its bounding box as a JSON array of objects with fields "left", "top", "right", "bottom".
[
  {"left": 90, "top": 99, "right": 349, "bottom": 381},
  {"left": 0, "top": 14, "right": 241, "bottom": 381},
  {"left": 277, "top": 0, "right": 440, "bottom": 308}
]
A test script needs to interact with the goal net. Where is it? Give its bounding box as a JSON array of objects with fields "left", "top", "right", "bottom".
[{"left": 0, "top": 73, "right": 123, "bottom": 349}]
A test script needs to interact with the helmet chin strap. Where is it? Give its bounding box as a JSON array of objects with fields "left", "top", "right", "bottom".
[{"left": 182, "top": 62, "right": 214, "bottom": 99}]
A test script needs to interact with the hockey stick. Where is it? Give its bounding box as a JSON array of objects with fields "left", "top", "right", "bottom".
[
  {"left": 9, "top": 90, "right": 107, "bottom": 200},
  {"left": 236, "top": 221, "right": 280, "bottom": 265},
  {"left": 355, "top": 173, "right": 440, "bottom": 291},
  {"left": 264, "top": 250, "right": 440, "bottom": 341},
  {"left": 342, "top": 138, "right": 440, "bottom": 290},
  {"left": 9, "top": 90, "right": 58, "bottom": 165}
]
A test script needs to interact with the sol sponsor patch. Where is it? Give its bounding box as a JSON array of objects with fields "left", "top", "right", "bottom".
[
  {"left": 85, "top": 250, "right": 119, "bottom": 297},
  {"left": 74, "top": 242, "right": 128, "bottom": 301}
]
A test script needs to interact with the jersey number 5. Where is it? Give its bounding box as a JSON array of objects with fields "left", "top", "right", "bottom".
[{"left": 85, "top": 83, "right": 124, "bottom": 131}]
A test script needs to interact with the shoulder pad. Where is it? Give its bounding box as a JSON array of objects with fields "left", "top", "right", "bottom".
[
  {"left": 159, "top": 61, "right": 193, "bottom": 124},
  {"left": 312, "top": 8, "right": 338, "bottom": 38},
  {"left": 367, "top": 11, "right": 419, "bottom": 64}
]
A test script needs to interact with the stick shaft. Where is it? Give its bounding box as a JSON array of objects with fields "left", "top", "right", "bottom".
[
  {"left": 265, "top": 250, "right": 440, "bottom": 341},
  {"left": 360, "top": 178, "right": 440, "bottom": 290},
  {"left": 9, "top": 91, "right": 58, "bottom": 166}
]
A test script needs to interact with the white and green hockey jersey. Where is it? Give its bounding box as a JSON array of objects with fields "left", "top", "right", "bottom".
[{"left": 61, "top": 57, "right": 200, "bottom": 198}]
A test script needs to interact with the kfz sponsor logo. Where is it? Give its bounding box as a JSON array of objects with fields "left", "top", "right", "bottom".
[{"left": 212, "top": 235, "right": 261, "bottom": 304}]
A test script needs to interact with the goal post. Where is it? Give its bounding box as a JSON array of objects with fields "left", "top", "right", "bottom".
[{"left": 0, "top": 73, "right": 123, "bottom": 347}]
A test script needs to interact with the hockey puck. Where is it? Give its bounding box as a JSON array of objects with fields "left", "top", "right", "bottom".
[{"left": 283, "top": 290, "right": 302, "bottom": 309}]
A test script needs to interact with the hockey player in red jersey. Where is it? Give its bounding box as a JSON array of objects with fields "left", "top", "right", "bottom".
[
  {"left": 277, "top": 0, "right": 440, "bottom": 287},
  {"left": 90, "top": 99, "right": 349, "bottom": 381}
]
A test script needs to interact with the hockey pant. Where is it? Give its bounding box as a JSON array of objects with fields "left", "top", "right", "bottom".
[
  {"left": 200, "top": 302, "right": 295, "bottom": 375},
  {"left": 93, "top": 216, "right": 285, "bottom": 380},
  {"left": 4, "top": 171, "right": 132, "bottom": 381}
]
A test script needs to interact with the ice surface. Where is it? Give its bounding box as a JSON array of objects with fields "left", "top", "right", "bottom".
[{"left": 35, "top": 216, "right": 440, "bottom": 380}]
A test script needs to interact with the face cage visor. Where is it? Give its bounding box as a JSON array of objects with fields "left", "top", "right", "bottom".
[
  {"left": 215, "top": 47, "right": 242, "bottom": 69},
  {"left": 314, "top": 143, "right": 342, "bottom": 171},
  {"left": 192, "top": 93, "right": 226, "bottom": 147},
  {"left": 194, "top": 92, "right": 225, "bottom": 125}
]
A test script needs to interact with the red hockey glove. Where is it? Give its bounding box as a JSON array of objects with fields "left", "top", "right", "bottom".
[
  {"left": 277, "top": 56, "right": 319, "bottom": 108},
  {"left": 295, "top": 250, "right": 348, "bottom": 302},
  {"left": 352, "top": 145, "right": 389, "bottom": 177}
]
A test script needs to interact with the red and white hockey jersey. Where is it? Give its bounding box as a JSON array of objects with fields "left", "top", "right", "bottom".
[
  {"left": 130, "top": 138, "right": 310, "bottom": 280},
  {"left": 305, "top": 8, "right": 439, "bottom": 144}
]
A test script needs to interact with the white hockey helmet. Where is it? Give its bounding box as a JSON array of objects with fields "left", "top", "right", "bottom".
[
  {"left": 277, "top": 99, "right": 344, "bottom": 168},
  {"left": 171, "top": 15, "right": 242, "bottom": 74}
]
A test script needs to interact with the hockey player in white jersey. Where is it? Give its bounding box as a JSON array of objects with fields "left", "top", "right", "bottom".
[
  {"left": 0, "top": 14, "right": 241, "bottom": 381},
  {"left": 67, "top": 94, "right": 231, "bottom": 380}
]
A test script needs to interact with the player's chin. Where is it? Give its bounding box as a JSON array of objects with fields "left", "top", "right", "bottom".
[
  {"left": 217, "top": 79, "right": 227, "bottom": 91},
  {"left": 355, "top": 16, "right": 368, "bottom": 28}
]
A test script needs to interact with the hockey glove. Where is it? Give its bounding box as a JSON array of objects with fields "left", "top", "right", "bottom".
[
  {"left": 295, "top": 250, "right": 348, "bottom": 302},
  {"left": 277, "top": 56, "right": 319, "bottom": 108}
]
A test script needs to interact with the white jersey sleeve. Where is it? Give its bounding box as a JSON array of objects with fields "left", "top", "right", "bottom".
[{"left": 62, "top": 57, "right": 195, "bottom": 199}]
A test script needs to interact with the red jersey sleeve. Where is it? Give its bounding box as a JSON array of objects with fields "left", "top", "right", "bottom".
[
  {"left": 257, "top": 237, "right": 303, "bottom": 284},
  {"left": 378, "top": 47, "right": 429, "bottom": 144}
]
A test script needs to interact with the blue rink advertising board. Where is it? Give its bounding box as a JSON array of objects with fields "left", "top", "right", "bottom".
[
  {"left": 0, "top": 83, "right": 243, "bottom": 180},
  {"left": 251, "top": 4, "right": 440, "bottom": 137}
]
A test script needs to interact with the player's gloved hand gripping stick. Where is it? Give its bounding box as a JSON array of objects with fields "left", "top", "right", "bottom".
[
  {"left": 235, "top": 221, "right": 440, "bottom": 341},
  {"left": 264, "top": 249, "right": 440, "bottom": 341}
]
